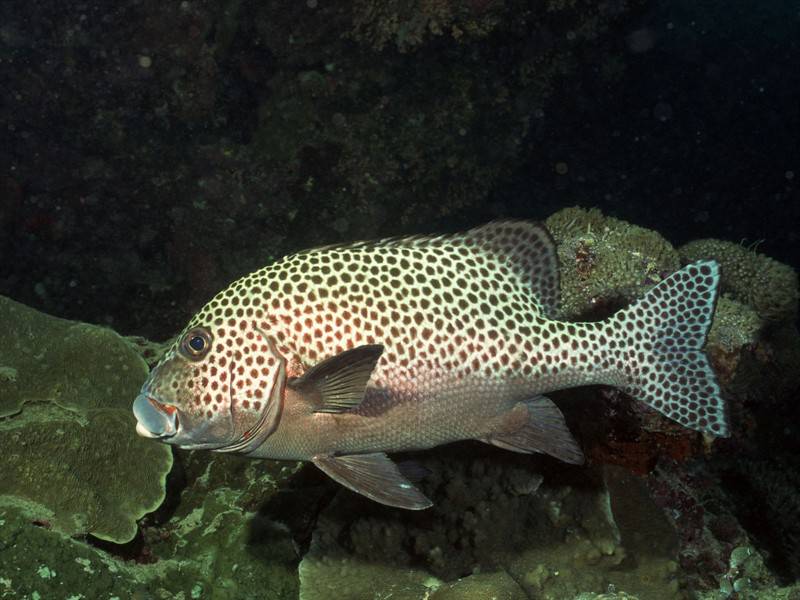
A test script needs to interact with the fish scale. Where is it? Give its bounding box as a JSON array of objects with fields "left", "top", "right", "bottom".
[
  {"left": 134, "top": 220, "right": 728, "bottom": 509},
  {"left": 200, "top": 221, "right": 558, "bottom": 384}
]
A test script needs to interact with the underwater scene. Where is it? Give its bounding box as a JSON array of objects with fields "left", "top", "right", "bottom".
[{"left": 0, "top": 0, "right": 798, "bottom": 599}]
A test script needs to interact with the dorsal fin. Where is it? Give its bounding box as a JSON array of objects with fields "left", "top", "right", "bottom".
[
  {"left": 461, "top": 221, "right": 560, "bottom": 318},
  {"left": 286, "top": 220, "right": 560, "bottom": 317}
]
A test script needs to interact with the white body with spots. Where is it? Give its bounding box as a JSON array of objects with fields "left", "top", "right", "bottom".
[{"left": 134, "top": 221, "right": 728, "bottom": 509}]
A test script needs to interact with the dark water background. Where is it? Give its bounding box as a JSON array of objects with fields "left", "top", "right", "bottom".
[
  {"left": 1, "top": 0, "right": 797, "bottom": 340},
  {"left": 1, "top": 1, "right": 800, "bottom": 596}
]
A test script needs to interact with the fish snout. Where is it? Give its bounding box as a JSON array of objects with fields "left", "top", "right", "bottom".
[{"left": 133, "top": 392, "right": 178, "bottom": 439}]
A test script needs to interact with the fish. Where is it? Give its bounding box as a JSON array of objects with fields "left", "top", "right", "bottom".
[{"left": 133, "top": 221, "right": 728, "bottom": 509}]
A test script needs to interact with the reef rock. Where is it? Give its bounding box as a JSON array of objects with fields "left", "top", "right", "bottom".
[{"left": 298, "top": 447, "right": 686, "bottom": 600}]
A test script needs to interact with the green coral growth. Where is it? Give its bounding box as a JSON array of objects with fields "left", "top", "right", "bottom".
[
  {"left": 144, "top": 451, "right": 302, "bottom": 599},
  {"left": 707, "top": 296, "right": 762, "bottom": 353},
  {"left": 545, "top": 207, "right": 680, "bottom": 319},
  {"left": 0, "top": 295, "right": 172, "bottom": 544},
  {"left": 679, "top": 238, "right": 799, "bottom": 323},
  {"left": 0, "top": 496, "right": 296, "bottom": 600}
]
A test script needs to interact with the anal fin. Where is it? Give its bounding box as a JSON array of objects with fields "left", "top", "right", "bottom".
[
  {"left": 313, "top": 452, "right": 433, "bottom": 510},
  {"left": 481, "top": 396, "right": 585, "bottom": 465}
]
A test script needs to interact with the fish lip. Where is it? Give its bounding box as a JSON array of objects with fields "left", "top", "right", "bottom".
[{"left": 133, "top": 392, "right": 179, "bottom": 440}]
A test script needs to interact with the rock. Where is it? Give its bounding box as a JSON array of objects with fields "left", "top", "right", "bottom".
[{"left": 432, "top": 570, "right": 527, "bottom": 599}]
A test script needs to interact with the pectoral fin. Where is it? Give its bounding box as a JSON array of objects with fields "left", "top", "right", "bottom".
[
  {"left": 313, "top": 452, "right": 433, "bottom": 510},
  {"left": 290, "top": 344, "right": 383, "bottom": 414},
  {"left": 481, "top": 395, "right": 585, "bottom": 465}
]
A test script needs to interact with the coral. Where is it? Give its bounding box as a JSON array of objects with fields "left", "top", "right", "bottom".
[
  {"left": 704, "top": 296, "right": 762, "bottom": 385},
  {"left": 344, "top": 0, "right": 636, "bottom": 52},
  {"left": 544, "top": 208, "right": 792, "bottom": 470},
  {"left": 125, "top": 334, "right": 176, "bottom": 369},
  {"left": 679, "top": 238, "right": 799, "bottom": 323},
  {"left": 695, "top": 544, "right": 800, "bottom": 599},
  {"left": 0, "top": 295, "right": 172, "bottom": 543},
  {"left": 707, "top": 296, "right": 761, "bottom": 354},
  {"left": 0, "top": 296, "right": 301, "bottom": 595},
  {"left": 0, "top": 483, "right": 299, "bottom": 600},
  {"left": 642, "top": 458, "right": 758, "bottom": 595},
  {"left": 545, "top": 207, "right": 680, "bottom": 319},
  {"left": 298, "top": 553, "right": 440, "bottom": 600},
  {"left": 573, "top": 592, "right": 640, "bottom": 600},
  {"left": 299, "top": 447, "right": 684, "bottom": 599},
  {"left": 0, "top": 407, "right": 170, "bottom": 544}
]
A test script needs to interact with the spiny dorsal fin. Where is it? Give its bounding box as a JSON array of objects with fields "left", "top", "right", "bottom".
[
  {"left": 461, "top": 221, "right": 560, "bottom": 318},
  {"left": 288, "top": 221, "right": 559, "bottom": 317},
  {"left": 290, "top": 344, "right": 383, "bottom": 413}
]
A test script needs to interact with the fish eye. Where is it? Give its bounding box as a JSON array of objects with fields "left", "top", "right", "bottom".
[{"left": 180, "top": 327, "right": 213, "bottom": 360}]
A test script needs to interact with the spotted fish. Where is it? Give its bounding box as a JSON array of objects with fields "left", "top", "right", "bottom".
[{"left": 133, "top": 221, "right": 728, "bottom": 508}]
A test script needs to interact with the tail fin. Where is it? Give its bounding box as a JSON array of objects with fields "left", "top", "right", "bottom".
[{"left": 610, "top": 260, "right": 729, "bottom": 437}]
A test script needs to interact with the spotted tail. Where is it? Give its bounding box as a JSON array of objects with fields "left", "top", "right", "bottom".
[{"left": 610, "top": 260, "right": 729, "bottom": 437}]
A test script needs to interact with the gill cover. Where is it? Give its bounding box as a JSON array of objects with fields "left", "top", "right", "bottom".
[{"left": 218, "top": 333, "right": 287, "bottom": 455}]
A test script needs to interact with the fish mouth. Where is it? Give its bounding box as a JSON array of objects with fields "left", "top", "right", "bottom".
[{"left": 133, "top": 392, "right": 179, "bottom": 440}]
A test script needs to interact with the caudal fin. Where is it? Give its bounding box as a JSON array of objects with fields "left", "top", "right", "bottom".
[{"left": 610, "top": 260, "right": 729, "bottom": 437}]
